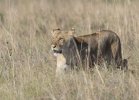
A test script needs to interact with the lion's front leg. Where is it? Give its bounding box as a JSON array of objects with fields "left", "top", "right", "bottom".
[
  {"left": 56, "top": 64, "right": 69, "bottom": 77},
  {"left": 55, "top": 54, "right": 70, "bottom": 77}
]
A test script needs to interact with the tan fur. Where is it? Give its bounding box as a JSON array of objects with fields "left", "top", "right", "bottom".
[
  {"left": 51, "top": 28, "right": 128, "bottom": 71},
  {"left": 51, "top": 29, "right": 75, "bottom": 55},
  {"left": 55, "top": 53, "right": 69, "bottom": 77}
]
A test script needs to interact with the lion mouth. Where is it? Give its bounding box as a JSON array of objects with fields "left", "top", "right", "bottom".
[{"left": 53, "top": 50, "right": 62, "bottom": 54}]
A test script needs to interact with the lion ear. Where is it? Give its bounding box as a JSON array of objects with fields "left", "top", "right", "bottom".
[
  {"left": 68, "top": 28, "right": 75, "bottom": 36},
  {"left": 51, "top": 28, "right": 61, "bottom": 37}
]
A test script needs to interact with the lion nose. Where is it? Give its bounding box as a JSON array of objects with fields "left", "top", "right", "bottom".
[{"left": 51, "top": 45, "right": 56, "bottom": 49}]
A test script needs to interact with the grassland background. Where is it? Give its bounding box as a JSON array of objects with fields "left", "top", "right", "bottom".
[{"left": 0, "top": 0, "right": 139, "bottom": 100}]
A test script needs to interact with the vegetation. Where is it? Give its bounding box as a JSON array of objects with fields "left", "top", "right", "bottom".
[{"left": 0, "top": 0, "right": 139, "bottom": 100}]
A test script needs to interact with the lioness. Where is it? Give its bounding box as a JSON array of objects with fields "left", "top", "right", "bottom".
[{"left": 51, "top": 28, "right": 128, "bottom": 74}]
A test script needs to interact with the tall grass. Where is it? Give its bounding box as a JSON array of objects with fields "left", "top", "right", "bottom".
[{"left": 0, "top": 0, "right": 139, "bottom": 100}]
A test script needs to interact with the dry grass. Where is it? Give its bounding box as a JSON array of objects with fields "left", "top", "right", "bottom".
[{"left": 0, "top": 0, "right": 139, "bottom": 100}]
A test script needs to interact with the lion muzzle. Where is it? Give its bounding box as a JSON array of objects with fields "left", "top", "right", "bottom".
[{"left": 51, "top": 45, "right": 62, "bottom": 54}]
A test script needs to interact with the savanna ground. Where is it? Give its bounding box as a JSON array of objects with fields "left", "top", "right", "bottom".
[{"left": 0, "top": 0, "right": 139, "bottom": 100}]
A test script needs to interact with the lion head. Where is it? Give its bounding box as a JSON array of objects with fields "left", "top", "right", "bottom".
[{"left": 51, "top": 28, "right": 75, "bottom": 56}]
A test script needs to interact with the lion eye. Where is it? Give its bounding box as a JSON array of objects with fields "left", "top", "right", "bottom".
[{"left": 59, "top": 39, "right": 64, "bottom": 45}]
